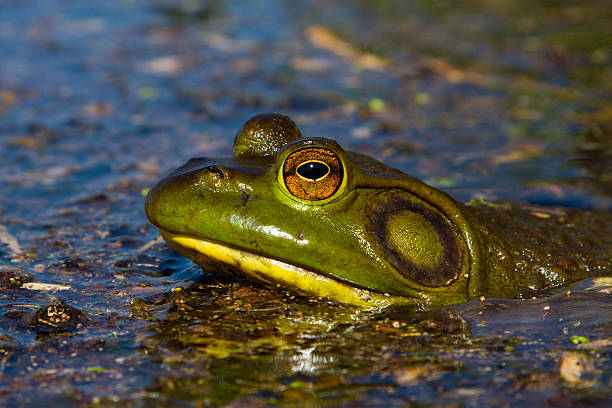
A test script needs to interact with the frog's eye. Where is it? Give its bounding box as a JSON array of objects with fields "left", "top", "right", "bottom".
[{"left": 282, "top": 147, "right": 343, "bottom": 201}]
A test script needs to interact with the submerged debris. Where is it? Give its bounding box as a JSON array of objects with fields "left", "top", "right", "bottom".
[{"left": 32, "top": 301, "right": 85, "bottom": 331}]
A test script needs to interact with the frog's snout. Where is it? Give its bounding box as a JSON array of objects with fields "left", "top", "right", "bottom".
[
  {"left": 144, "top": 162, "right": 243, "bottom": 232},
  {"left": 144, "top": 172, "right": 194, "bottom": 229},
  {"left": 144, "top": 180, "right": 165, "bottom": 228}
]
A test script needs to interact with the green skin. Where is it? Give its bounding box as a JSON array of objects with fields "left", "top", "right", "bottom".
[{"left": 146, "top": 113, "right": 611, "bottom": 310}]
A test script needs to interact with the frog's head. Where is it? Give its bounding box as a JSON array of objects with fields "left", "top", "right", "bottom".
[{"left": 145, "top": 113, "right": 483, "bottom": 309}]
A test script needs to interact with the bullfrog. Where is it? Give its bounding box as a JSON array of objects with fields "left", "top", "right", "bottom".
[{"left": 145, "top": 113, "right": 611, "bottom": 310}]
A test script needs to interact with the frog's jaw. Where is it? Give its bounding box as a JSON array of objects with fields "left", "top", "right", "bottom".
[{"left": 159, "top": 230, "right": 419, "bottom": 309}]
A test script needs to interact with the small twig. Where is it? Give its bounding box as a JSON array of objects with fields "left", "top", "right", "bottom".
[
  {"left": 136, "top": 235, "right": 164, "bottom": 253},
  {"left": 0, "top": 224, "right": 22, "bottom": 255},
  {"left": 21, "top": 282, "right": 71, "bottom": 291}
]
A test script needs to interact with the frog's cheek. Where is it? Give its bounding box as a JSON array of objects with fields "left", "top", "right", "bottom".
[{"left": 367, "top": 190, "right": 470, "bottom": 288}]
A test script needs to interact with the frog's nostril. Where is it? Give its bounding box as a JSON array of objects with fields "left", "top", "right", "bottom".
[{"left": 205, "top": 166, "right": 225, "bottom": 179}]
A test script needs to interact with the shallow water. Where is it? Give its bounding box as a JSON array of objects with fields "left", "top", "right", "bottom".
[{"left": 1, "top": 0, "right": 611, "bottom": 406}]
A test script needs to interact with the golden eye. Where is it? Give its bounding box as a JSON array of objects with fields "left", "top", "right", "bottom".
[{"left": 283, "top": 147, "right": 343, "bottom": 201}]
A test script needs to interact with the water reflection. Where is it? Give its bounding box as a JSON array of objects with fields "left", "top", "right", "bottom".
[{"left": 284, "top": 346, "right": 336, "bottom": 374}]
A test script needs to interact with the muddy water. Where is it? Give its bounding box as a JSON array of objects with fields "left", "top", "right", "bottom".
[{"left": 0, "top": 0, "right": 610, "bottom": 406}]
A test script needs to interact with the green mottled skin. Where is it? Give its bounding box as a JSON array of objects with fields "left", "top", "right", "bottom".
[
  {"left": 463, "top": 204, "right": 610, "bottom": 298},
  {"left": 146, "top": 113, "right": 611, "bottom": 308}
]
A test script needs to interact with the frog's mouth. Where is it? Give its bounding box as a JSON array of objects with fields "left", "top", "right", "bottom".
[{"left": 158, "top": 230, "right": 416, "bottom": 309}]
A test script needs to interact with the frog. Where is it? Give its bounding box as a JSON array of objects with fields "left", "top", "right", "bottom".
[{"left": 145, "top": 113, "right": 611, "bottom": 310}]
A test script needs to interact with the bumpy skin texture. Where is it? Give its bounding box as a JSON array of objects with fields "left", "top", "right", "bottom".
[
  {"left": 462, "top": 204, "right": 610, "bottom": 298},
  {"left": 146, "top": 114, "right": 611, "bottom": 309}
]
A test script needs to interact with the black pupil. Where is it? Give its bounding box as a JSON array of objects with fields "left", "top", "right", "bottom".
[{"left": 296, "top": 161, "right": 329, "bottom": 181}]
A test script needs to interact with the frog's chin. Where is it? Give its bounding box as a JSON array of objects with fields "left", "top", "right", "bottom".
[{"left": 158, "top": 230, "right": 416, "bottom": 309}]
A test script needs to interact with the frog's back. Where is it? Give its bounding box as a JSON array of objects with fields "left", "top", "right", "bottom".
[{"left": 464, "top": 203, "right": 612, "bottom": 298}]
